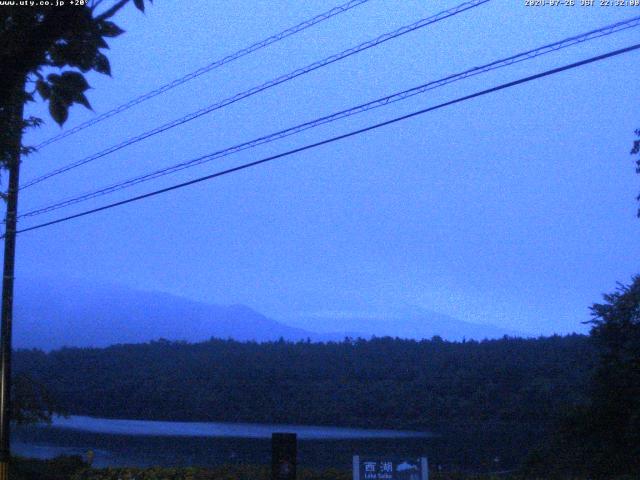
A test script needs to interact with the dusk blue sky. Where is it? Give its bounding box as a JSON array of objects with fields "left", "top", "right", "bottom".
[{"left": 14, "top": 0, "right": 640, "bottom": 336}]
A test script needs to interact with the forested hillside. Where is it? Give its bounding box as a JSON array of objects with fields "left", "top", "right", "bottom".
[{"left": 14, "top": 335, "right": 593, "bottom": 430}]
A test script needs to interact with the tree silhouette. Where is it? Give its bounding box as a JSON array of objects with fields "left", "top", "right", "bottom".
[
  {"left": 1, "top": 0, "right": 153, "bottom": 156},
  {"left": 534, "top": 277, "right": 640, "bottom": 477},
  {"left": 586, "top": 276, "right": 640, "bottom": 475}
]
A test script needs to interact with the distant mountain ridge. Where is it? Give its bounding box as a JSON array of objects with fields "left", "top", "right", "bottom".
[
  {"left": 13, "top": 277, "right": 523, "bottom": 350},
  {"left": 14, "top": 277, "right": 323, "bottom": 350}
]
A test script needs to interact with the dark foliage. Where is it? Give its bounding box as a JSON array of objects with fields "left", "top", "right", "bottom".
[
  {"left": 585, "top": 276, "right": 640, "bottom": 475},
  {"left": 630, "top": 130, "right": 640, "bottom": 217},
  {"left": 1, "top": 0, "right": 152, "bottom": 169},
  {"left": 526, "top": 276, "right": 640, "bottom": 478},
  {"left": 11, "top": 455, "right": 87, "bottom": 480},
  {"left": 11, "top": 374, "right": 63, "bottom": 425},
  {"left": 14, "top": 335, "right": 594, "bottom": 470},
  {"left": 14, "top": 335, "right": 593, "bottom": 429}
]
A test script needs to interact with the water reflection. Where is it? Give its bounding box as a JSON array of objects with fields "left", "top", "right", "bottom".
[
  {"left": 47, "top": 415, "right": 430, "bottom": 439},
  {"left": 12, "top": 416, "right": 432, "bottom": 469}
]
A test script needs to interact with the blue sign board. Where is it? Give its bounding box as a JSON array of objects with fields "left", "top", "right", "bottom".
[{"left": 353, "top": 456, "right": 428, "bottom": 480}]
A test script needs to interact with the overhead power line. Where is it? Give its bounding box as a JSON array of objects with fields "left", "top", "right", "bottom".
[
  {"left": 34, "top": 0, "right": 372, "bottom": 150},
  {"left": 19, "top": 14, "right": 640, "bottom": 220},
  {"left": 14, "top": 42, "right": 640, "bottom": 236},
  {"left": 21, "top": 0, "right": 490, "bottom": 190}
]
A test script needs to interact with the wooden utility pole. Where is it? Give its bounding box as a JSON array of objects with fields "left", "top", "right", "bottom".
[{"left": 0, "top": 77, "right": 25, "bottom": 480}]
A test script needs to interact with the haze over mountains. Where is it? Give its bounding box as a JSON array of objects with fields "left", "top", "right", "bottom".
[
  {"left": 14, "top": 277, "right": 524, "bottom": 350},
  {"left": 281, "top": 303, "right": 523, "bottom": 342}
]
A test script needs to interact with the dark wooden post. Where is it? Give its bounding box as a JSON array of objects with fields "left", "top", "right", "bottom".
[{"left": 272, "top": 432, "right": 297, "bottom": 480}]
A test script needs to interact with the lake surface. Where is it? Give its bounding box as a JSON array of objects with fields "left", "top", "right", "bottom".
[
  {"left": 12, "top": 415, "right": 433, "bottom": 469},
  {"left": 41, "top": 415, "right": 430, "bottom": 439}
]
